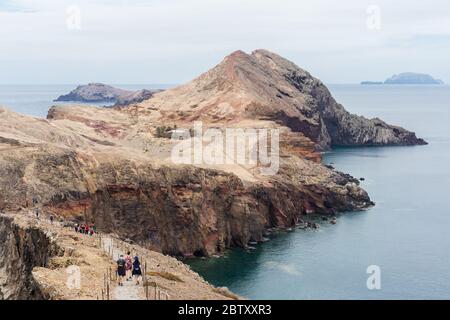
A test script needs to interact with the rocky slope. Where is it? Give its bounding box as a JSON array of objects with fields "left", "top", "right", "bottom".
[{"left": 0, "top": 213, "right": 233, "bottom": 300}]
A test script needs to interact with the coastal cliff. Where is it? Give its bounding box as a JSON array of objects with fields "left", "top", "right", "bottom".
[{"left": 0, "top": 49, "right": 427, "bottom": 298}]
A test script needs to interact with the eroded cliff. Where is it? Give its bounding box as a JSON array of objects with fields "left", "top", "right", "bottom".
[{"left": 0, "top": 215, "right": 55, "bottom": 299}]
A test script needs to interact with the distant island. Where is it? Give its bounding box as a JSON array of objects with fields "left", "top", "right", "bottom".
[
  {"left": 361, "top": 72, "right": 444, "bottom": 85},
  {"left": 54, "top": 83, "right": 161, "bottom": 106}
]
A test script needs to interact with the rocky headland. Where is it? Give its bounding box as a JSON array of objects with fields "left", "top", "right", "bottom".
[{"left": 0, "top": 49, "right": 427, "bottom": 299}]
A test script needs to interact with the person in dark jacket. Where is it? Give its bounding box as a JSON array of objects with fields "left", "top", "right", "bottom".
[
  {"left": 117, "top": 255, "right": 126, "bottom": 286},
  {"left": 132, "top": 256, "right": 142, "bottom": 285}
]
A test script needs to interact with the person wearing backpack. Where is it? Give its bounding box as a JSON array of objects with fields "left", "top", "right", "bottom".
[
  {"left": 132, "top": 256, "right": 142, "bottom": 285},
  {"left": 125, "top": 251, "right": 133, "bottom": 281},
  {"left": 117, "top": 255, "right": 126, "bottom": 286}
]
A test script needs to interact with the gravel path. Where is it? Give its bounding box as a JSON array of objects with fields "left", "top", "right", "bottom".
[{"left": 102, "top": 237, "right": 144, "bottom": 300}]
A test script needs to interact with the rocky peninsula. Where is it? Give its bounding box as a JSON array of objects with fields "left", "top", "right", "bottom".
[{"left": 0, "top": 49, "right": 427, "bottom": 299}]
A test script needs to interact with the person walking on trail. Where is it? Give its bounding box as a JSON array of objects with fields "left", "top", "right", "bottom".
[
  {"left": 49, "top": 215, "right": 54, "bottom": 225},
  {"left": 35, "top": 208, "right": 40, "bottom": 220},
  {"left": 125, "top": 251, "right": 133, "bottom": 281},
  {"left": 132, "top": 256, "right": 142, "bottom": 285},
  {"left": 117, "top": 255, "right": 126, "bottom": 286}
]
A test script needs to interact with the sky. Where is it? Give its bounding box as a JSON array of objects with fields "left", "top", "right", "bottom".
[{"left": 1, "top": 0, "right": 449, "bottom": 84}]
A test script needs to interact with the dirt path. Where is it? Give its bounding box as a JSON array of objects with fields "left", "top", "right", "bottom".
[{"left": 101, "top": 237, "right": 144, "bottom": 300}]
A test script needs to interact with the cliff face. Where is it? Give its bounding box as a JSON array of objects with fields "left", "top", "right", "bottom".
[
  {"left": 0, "top": 215, "right": 56, "bottom": 300},
  {"left": 0, "top": 138, "right": 370, "bottom": 257}
]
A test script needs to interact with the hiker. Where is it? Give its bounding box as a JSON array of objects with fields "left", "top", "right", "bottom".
[
  {"left": 116, "top": 255, "right": 126, "bottom": 286},
  {"left": 35, "top": 208, "right": 40, "bottom": 220},
  {"left": 74, "top": 223, "right": 79, "bottom": 233},
  {"left": 132, "top": 256, "right": 142, "bottom": 285},
  {"left": 125, "top": 251, "right": 133, "bottom": 281},
  {"left": 49, "top": 215, "right": 54, "bottom": 225}
]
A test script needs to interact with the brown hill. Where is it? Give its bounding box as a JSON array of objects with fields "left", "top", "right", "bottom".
[{"left": 137, "top": 49, "right": 426, "bottom": 149}]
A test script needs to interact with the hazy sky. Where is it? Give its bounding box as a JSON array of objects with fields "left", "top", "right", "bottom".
[{"left": 1, "top": 0, "right": 449, "bottom": 84}]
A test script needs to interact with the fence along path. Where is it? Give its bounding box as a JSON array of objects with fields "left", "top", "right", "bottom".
[
  {"left": 99, "top": 236, "right": 170, "bottom": 300},
  {"left": 101, "top": 237, "right": 143, "bottom": 300}
]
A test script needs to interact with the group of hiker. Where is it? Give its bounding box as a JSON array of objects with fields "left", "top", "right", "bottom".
[
  {"left": 31, "top": 197, "right": 143, "bottom": 287},
  {"left": 116, "top": 251, "right": 143, "bottom": 286},
  {"left": 75, "top": 223, "right": 96, "bottom": 236}
]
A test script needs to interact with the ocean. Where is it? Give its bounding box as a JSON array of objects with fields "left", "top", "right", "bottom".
[
  {"left": 187, "top": 84, "right": 450, "bottom": 300},
  {"left": 1, "top": 84, "right": 449, "bottom": 299}
]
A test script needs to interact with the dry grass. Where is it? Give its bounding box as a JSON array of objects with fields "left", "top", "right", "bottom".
[
  {"left": 213, "top": 287, "right": 241, "bottom": 300},
  {"left": 147, "top": 271, "right": 184, "bottom": 283}
]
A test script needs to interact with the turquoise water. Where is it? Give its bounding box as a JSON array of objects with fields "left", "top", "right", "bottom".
[
  {"left": 2, "top": 84, "right": 450, "bottom": 299},
  {"left": 187, "top": 85, "right": 450, "bottom": 299}
]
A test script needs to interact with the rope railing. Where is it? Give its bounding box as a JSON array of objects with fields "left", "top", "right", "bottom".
[
  {"left": 96, "top": 234, "right": 170, "bottom": 300},
  {"left": 111, "top": 237, "right": 170, "bottom": 300}
]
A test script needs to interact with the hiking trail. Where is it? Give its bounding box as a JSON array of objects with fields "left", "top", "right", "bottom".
[{"left": 101, "top": 237, "right": 144, "bottom": 300}]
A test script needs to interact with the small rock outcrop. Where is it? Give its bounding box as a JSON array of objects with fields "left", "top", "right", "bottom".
[{"left": 114, "top": 89, "right": 155, "bottom": 107}]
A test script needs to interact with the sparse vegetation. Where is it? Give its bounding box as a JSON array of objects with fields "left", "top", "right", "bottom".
[
  {"left": 147, "top": 271, "right": 184, "bottom": 282},
  {"left": 213, "top": 287, "right": 241, "bottom": 300},
  {"left": 154, "top": 125, "right": 177, "bottom": 139}
]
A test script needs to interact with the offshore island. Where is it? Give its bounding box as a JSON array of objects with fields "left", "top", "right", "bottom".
[{"left": 362, "top": 72, "right": 444, "bottom": 85}]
